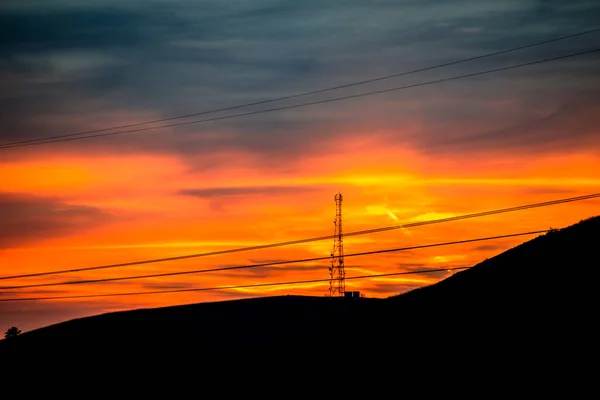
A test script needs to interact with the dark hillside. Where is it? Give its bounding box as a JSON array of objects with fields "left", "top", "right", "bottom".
[{"left": 2, "top": 216, "right": 598, "bottom": 365}]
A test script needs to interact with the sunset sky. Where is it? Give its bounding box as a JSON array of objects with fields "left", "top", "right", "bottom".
[{"left": 1, "top": 0, "right": 599, "bottom": 333}]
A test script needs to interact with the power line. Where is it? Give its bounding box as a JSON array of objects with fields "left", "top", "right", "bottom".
[
  {"left": 2, "top": 47, "right": 599, "bottom": 150},
  {"left": 0, "top": 230, "right": 546, "bottom": 290},
  {"left": 0, "top": 266, "right": 470, "bottom": 302},
  {"left": 4, "top": 48, "right": 598, "bottom": 149},
  {"left": 2, "top": 27, "right": 598, "bottom": 148},
  {"left": 0, "top": 192, "right": 597, "bottom": 281}
]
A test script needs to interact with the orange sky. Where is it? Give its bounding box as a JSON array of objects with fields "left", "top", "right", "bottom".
[
  {"left": 1, "top": 0, "right": 600, "bottom": 334},
  {"left": 1, "top": 136, "right": 599, "bottom": 332}
]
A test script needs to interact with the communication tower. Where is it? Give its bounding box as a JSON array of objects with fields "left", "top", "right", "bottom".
[{"left": 329, "top": 193, "right": 345, "bottom": 296}]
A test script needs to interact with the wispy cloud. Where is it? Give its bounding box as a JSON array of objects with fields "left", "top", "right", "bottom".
[
  {"left": 179, "top": 185, "right": 322, "bottom": 198},
  {"left": 1, "top": 0, "right": 599, "bottom": 333}
]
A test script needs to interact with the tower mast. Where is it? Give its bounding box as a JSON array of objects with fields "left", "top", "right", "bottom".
[{"left": 329, "top": 193, "right": 345, "bottom": 296}]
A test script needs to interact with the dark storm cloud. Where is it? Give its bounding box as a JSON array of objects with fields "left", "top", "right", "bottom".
[
  {"left": 429, "top": 90, "right": 600, "bottom": 154},
  {"left": 0, "top": 9, "right": 146, "bottom": 55},
  {"left": 1, "top": 0, "right": 599, "bottom": 163},
  {"left": 0, "top": 192, "right": 113, "bottom": 248}
]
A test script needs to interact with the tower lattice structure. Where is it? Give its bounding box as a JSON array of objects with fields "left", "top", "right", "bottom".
[{"left": 329, "top": 193, "right": 345, "bottom": 297}]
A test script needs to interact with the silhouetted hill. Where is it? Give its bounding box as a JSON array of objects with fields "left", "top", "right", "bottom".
[{"left": 2, "top": 216, "right": 598, "bottom": 366}]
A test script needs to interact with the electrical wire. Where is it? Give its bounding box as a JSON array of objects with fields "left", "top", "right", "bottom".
[
  {"left": 2, "top": 27, "right": 598, "bottom": 148},
  {"left": 2, "top": 48, "right": 599, "bottom": 149},
  {"left": 0, "top": 266, "right": 470, "bottom": 302},
  {"left": 0, "top": 230, "right": 546, "bottom": 290},
  {"left": 0, "top": 192, "right": 597, "bottom": 281}
]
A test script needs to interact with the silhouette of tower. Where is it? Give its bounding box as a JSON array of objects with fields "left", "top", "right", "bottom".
[{"left": 329, "top": 193, "right": 345, "bottom": 296}]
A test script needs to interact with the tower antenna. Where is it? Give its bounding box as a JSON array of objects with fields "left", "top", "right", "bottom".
[{"left": 329, "top": 193, "right": 345, "bottom": 296}]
